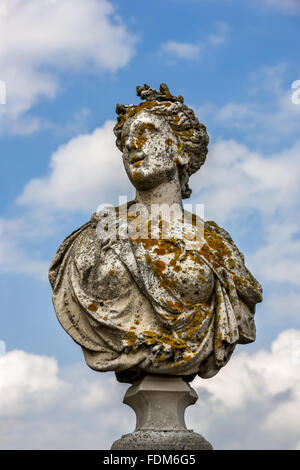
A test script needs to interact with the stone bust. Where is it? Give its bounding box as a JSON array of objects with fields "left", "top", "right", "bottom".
[{"left": 49, "top": 83, "right": 262, "bottom": 384}]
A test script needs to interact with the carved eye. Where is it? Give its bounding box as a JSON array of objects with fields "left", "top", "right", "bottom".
[{"left": 137, "top": 122, "right": 157, "bottom": 135}]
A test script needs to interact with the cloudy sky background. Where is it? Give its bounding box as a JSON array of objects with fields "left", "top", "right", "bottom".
[{"left": 0, "top": 0, "right": 300, "bottom": 449}]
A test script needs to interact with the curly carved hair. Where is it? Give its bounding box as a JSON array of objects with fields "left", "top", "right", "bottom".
[{"left": 113, "top": 83, "right": 209, "bottom": 199}]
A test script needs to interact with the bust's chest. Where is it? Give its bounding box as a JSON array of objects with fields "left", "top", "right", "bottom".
[{"left": 133, "top": 239, "right": 214, "bottom": 305}]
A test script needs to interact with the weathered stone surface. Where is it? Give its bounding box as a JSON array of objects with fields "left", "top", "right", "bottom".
[
  {"left": 111, "top": 430, "right": 213, "bottom": 450},
  {"left": 49, "top": 83, "right": 263, "bottom": 382},
  {"left": 111, "top": 375, "right": 213, "bottom": 450}
]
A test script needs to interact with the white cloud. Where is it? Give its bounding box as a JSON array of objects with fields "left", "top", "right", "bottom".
[
  {"left": 194, "top": 139, "right": 300, "bottom": 221},
  {"left": 0, "top": 213, "right": 59, "bottom": 280},
  {"left": 159, "top": 21, "right": 228, "bottom": 62},
  {"left": 216, "top": 102, "right": 258, "bottom": 125},
  {"left": 18, "top": 120, "right": 132, "bottom": 212},
  {"left": 199, "top": 64, "right": 300, "bottom": 145},
  {"left": 1, "top": 330, "right": 300, "bottom": 449},
  {"left": 0, "top": 235, "right": 49, "bottom": 280},
  {"left": 248, "top": 221, "right": 300, "bottom": 287},
  {"left": 0, "top": 350, "right": 63, "bottom": 417},
  {"left": 190, "top": 138, "right": 300, "bottom": 287},
  {"left": 189, "top": 329, "right": 300, "bottom": 449},
  {"left": 194, "top": 329, "right": 300, "bottom": 403},
  {"left": 159, "top": 40, "right": 202, "bottom": 61},
  {"left": 0, "top": 351, "right": 132, "bottom": 449},
  {"left": 215, "top": 90, "right": 300, "bottom": 139},
  {"left": 0, "top": 0, "right": 137, "bottom": 134},
  {"left": 208, "top": 21, "right": 229, "bottom": 46}
]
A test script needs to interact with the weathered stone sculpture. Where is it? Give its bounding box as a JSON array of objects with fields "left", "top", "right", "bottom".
[{"left": 49, "top": 83, "right": 262, "bottom": 449}]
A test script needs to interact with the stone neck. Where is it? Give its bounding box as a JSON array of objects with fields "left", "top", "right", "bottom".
[{"left": 135, "top": 179, "right": 183, "bottom": 213}]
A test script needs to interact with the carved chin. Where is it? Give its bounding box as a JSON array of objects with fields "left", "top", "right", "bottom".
[{"left": 129, "top": 166, "right": 176, "bottom": 190}]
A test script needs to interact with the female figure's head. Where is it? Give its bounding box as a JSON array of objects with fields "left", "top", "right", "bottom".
[{"left": 114, "top": 83, "right": 209, "bottom": 198}]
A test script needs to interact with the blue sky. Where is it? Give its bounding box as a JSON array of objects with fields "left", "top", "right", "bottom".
[{"left": 1, "top": 0, "right": 300, "bottom": 450}]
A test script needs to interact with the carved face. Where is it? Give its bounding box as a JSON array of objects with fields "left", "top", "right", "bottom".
[{"left": 121, "top": 110, "right": 181, "bottom": 191}]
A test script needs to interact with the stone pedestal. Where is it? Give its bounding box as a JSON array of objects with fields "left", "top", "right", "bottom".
[{"left": 111, "top": 375, "right": 213, "bottom": 450}]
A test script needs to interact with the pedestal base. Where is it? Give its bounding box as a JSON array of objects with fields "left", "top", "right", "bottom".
[
  {"left": 111, "top": 430, "right": 212, "bottom": 450},
  {"left": 111, "top": 375, "right": 213, "bottom": 450}
]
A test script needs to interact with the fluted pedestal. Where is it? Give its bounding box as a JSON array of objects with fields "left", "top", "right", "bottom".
[{"left": 111, "top": 375, "right": 213, "bottom": 450}]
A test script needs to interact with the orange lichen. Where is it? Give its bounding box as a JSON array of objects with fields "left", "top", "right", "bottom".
[
  {"left": 124, "top": 301, "right": 213, "bottom": 365},
  {"left": 132, "top": 134, "right": 147, "bottom": 150},
  {"left": 124, "top": 331, "right": 137, "bottom": 346},
  {"left": 173, "top": 115, "right": 180, "bottom": 126},
  {"left": 173, "top": 265, "right": 182, "bottom": 272},
  {"left": 145, "top": 252, "right": 166, "bottom": 276},
  {"left": 173, "top": 128, "right": 194, "bottom": 142},
  {"left": 88, "top": 303, "right": 98, "bottom": 312},
  {"left": 121, "top": 216, "right": 260, "bottom": 367},
  {"left": 132, "top": 170, "right": 140, "bottom": 180},
  {"left": 115, "top": 101, "right": 172, "bottom": 131},
  {"left": 166, "top": 300, "right": 185, "bottom": 313},
  {"left": 153, "top": 247, "right": 167, "bottom": 256}
]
